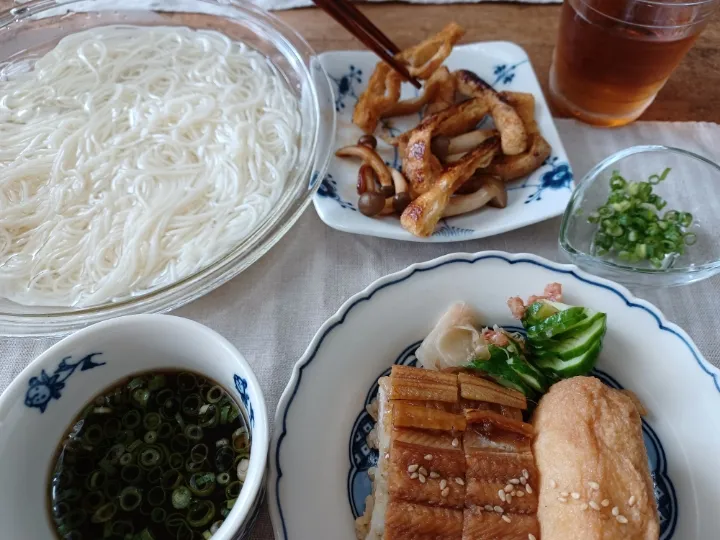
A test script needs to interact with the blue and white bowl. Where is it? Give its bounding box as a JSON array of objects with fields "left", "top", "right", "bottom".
[{"left": 0, "top": 314, "right": 268, "bottom": 540}]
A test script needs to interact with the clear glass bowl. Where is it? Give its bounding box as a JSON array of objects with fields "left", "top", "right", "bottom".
[
  {"left": 0, "top": 0, "right": 335, "bottom": 336},
  {"left": 560, "top": 145, "right": 720, "bottom": 287}
]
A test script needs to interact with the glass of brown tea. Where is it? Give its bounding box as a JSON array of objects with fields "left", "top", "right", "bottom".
[{"left": 549, "top": 0, "right": 719, "bottom": 127}]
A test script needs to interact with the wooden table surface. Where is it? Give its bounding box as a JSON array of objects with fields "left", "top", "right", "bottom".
[
  {"left": 1, "top": 0, "right": 717, "bottom": 122},
  {"left": 277, "top": 2, "right": 720, "bottom": 123}
]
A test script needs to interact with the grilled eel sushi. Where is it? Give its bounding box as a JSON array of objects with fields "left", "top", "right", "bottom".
[{"left": 358, "top": 365, "right": 540, "bottom": 540}]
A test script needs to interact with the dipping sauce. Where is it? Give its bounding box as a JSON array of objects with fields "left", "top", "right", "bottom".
[{"left": 48, "top": 370, "right": 251, "bottom": 540}]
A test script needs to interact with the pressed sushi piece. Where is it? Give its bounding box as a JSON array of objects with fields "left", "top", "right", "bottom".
[
  {"left": 385, "top": 500, "right": 464, "bottom": 540},
  {"left": 463, "top": 408, "right": 540, "bottom": 539},
  {"left": 356, "top": 365, "right": 541, "bottom": 540},
  {"left": 358, "top": 377, "right": 394, "bottom": 540},
  {"left": 463, "top": 505, "right": 541, "bottom": 540}
]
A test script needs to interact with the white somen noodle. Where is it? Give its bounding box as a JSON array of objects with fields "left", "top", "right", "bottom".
[{"left": 0, "top": 25, "right": 301, "bottom": 307}]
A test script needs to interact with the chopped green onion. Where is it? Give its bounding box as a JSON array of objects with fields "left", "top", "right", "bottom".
[
  {"left": 132, "top": 388, "right": 151, "bottom": 408},
  {"left": 147, "top": 486, "right": 167, "bottom": 507},
  {"left": 216, "top": 472, "right": 231, "bottom": 486},
  {"left": 190, "top": 443, "right": 209, "bottom": 463},
  {"left": 225, "top": 481, "right": 242, "bottom": 500},
  {"left": 206, "top": 386, "right": 224, "bottom": 404},
  {"left": 144, "top": 430, "right": 158, "bottom": 444},
  {"left": 684, "top": 232, "right": 698, "bottom": 245},
  {"left": 171, "top": 434, "right": 190, "bottom": 453},
  {"left": 231, "top": 428, "right": 249, "bottom": 453},
  {"left": 103, "top": 479, "right": 122, "bottom": 499},
  {"left": 118, "top": 486, "right": 142, "bottom": 512},
  {"left": 139, "top": 446, "right": 163, "bottom": 469},
  {"left": 168, "top": 452, "right": 185, "bottom": 470},
  {"left": 81, "top": 491, "right": 105, "bottom": 512},
  {"left": 182, "top": 394, "right": 202, "bottom": 417},
  {"left": 120, "top": 465, "right": 143, "bottom": 485},
  {"left": 187, "top": 500, "right": 216, "bottom": 528},
  {"left": 184, "top": 424, "right": 203, "bottom": 442},
  {"left": 162, "top": 469, "right": 184, "bottom": 490},
  {"left": 198, "top": 405, "right": 219, "bottom": 428},
  {"left": 588, "top": 168, "right": 695, "bottom": 267},
  {"left": 148, "top": 375, "right": 166, "bottom": 391},
  {"left": 215, "top": 446, "right": 234, "bottom": 472},
  {"left": 171, "top": 486, "right": 192, "bottom": 509},
  {"left": 157, "top": 422, "right": 174, "bottom": 440},
  {"left": 111, "top": 520, "right": 134, "bottom": 537},
  {"left": 146, "top": 466, "right": 164, "bottom": 485},
  {"left": 143, "top": 412, "right": 162, "bottom": 431},
  {"left": 91, "top": 502, "right": 116, "bottom": 524},
  {"left": 189, "top": 472, "right": 216, "bottom": 497},
  {"left": 151, "top": 507, "right": 167, "bottom": 524},
  {"left": 186, "top": 457, "right": 204, "bottom": 473},
  {"left": 83, "top": 424, "right": 103, "bottom": 446},
  {"left": 122, "top": 410, "right": 142, "bottom": 430}
]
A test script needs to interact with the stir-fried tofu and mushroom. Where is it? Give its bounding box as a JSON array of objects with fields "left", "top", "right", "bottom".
[{"left": 335, "top": 23, "right": 552, "bottom": 237}]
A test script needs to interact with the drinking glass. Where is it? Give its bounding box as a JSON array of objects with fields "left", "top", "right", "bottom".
[{"left": 549, "top": 0, "right": 719, "bottom": 127}]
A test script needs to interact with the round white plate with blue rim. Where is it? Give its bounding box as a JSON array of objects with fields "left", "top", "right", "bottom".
[
  {"left": 269, "top": 251, "right": 720, "bottom": 539},
  {"left": 314, "top": 43, "right": 573, "bottom": 242}
]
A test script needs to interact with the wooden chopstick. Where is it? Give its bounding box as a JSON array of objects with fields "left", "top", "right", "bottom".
[
  {"left": 313, "top": 0, "right": 421, "bottom": 89},
  {"left": 330, "top": 0, "right": 401, "bottom": 55}
]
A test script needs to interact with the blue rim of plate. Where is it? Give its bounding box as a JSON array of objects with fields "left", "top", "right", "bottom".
[{"left": 270, "top": 251, "right": 720, "bottom": 539}]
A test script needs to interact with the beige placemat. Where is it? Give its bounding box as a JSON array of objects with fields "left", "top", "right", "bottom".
[{"left": 1, "top": 119, "right": 719, "bottom": 539}]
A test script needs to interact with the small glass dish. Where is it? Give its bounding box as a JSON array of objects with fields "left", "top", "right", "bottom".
[{"left": 559, "top": 145, "right": 720, "bottom": 287}]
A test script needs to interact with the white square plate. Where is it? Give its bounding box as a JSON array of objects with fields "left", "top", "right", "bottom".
[{"left": 314, "top": 42, "right": 574, "bottom": 242}]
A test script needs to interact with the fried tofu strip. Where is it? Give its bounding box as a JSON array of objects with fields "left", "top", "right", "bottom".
[
  {"left": 353, "top": 62, "right": 402, "bottom": 133},
  {"left": 397, "top": 22, "right": 466, "bottom": 80},
  {"left": 455, "top": 69, "right": 528, "bottom": 156},
  {"left": 401, "top": 137, "right": 499, "bottom": 237}
]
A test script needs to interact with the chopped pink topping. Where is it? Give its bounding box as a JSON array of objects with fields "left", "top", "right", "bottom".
[
  {"left": 508, "top": 283, "right": 564, "bottom": 319},
  {"left": 483, "top": 329, "right": 510, "bottom": 347},
  {"left": 507, "top": 297, "right": 526, "bottom": 320},
  {"left": 543, "top": 282, "right": 563, "bottom": 302}
]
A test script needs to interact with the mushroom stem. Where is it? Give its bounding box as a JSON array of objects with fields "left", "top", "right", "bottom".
[
  {"left": 442, "top": 175, "right": 506, "bottom": 217},
  {"left": 336, "top": 145, "right": 394, "bottom": 197},
  {"left": 448, "top": 129, "right": 497, "bottom": 155},
  {"left": 389, "top": 168, "right": 409, "bottom": 194},
  {"left": 357, "top": 164, "right": 375, "bottom": 195}
]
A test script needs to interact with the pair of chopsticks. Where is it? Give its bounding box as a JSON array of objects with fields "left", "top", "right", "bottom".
[{"left": 312, "top": 0, "right": 421, "bottom": 89}]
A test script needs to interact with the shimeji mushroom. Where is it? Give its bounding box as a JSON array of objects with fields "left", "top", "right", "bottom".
[
  {"left": 335, "top": 143, "right": 395, "bottom": 197},
  {"left": 443, "top": 175, "right": 507, "bottom": 217},
  {"left": 390, "top": 168, "right": 411, "bottom": 213},
  {"left": 357, "top": 165, "right": 386, "bottom": 217}
]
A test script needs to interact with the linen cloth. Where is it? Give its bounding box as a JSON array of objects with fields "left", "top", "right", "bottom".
[{"left": 1, "top": 119, "right": 719, "bottom": 539}]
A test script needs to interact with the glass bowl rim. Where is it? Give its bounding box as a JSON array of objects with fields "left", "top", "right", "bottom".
[
  {"left": 559, "top": 144, "right": 720, "bottom": 278},
  {"left": 0, "top": 0, "right": 336, "bottom": 335}
]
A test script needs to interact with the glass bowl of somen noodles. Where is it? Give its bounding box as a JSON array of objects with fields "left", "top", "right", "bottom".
[{"left": 0, "top": 0, "right": 335, "bottom": 336}]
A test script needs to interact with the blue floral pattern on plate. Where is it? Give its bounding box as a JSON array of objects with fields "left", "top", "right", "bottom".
[
  {"left": 25, "top": 353, "right": 105, "bottom": 413},
  {"left": 508, "top": 155, "right": 574, "bottom": 203},
  {"left": 234, "top": 374, "right": 256, "bottom": 428},
  {"left": 315, "top": 44, "right": 575, "bottom": 242},
  {"left": 317, "top": 173, "right": 356, "bottom": 211},
  {"left": 492, "top": 60, "right": 529, "bottom": 86},
  {"left": 329, "top": 65, "right": 363, "bottom": 112},
  {"left": 347, "top": 340, "right": 677, "bottom": 539}
]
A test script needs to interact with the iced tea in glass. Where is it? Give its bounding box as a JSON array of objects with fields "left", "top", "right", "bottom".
[{"left": 550, "top": 0, "right": 719, "bottom": 127}]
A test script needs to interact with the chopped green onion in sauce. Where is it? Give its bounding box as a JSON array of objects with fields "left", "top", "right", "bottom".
[{"left": 49, "top": 370, "right": 251, "bottom": 540}]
